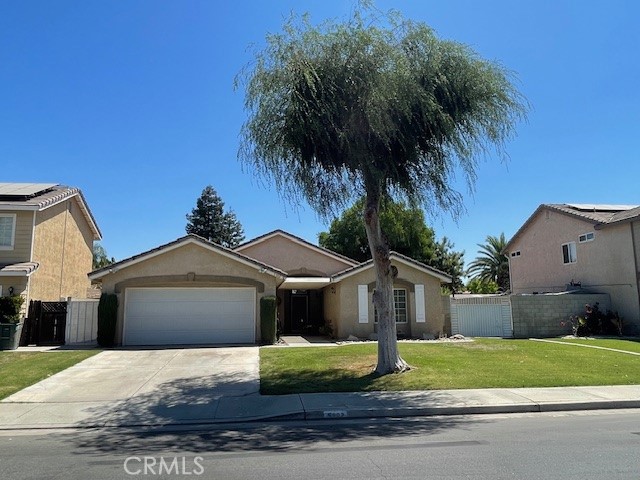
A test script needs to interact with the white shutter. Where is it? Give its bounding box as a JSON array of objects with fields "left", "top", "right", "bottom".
[
  {"left": 415, "top": 284, "right": 426, "bottom": 323},
  {"left": 358, "top": 285, "right": 369, "bottom": 323}
]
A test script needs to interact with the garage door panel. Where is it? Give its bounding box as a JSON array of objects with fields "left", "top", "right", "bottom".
[{"left": 124, "top": 287, "right": 256, "bottom": 346}]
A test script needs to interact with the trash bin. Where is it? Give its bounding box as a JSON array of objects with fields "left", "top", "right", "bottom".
[{"left": 0, "top": 322, "right": 23, "bottom": 350}]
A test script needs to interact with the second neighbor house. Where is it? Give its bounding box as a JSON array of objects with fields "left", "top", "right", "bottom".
[
  {"left": 505, "top": 203, "right": 640, "bottom": 334},
  {"left": 89, "top": 230, "right": 452, "bottom": 346},
  {"left": 0, "top": 183, "right": 101, "bottom": 307}
]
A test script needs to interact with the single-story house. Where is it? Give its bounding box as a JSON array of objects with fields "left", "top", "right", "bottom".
[{"left": 89, "top": 230, "right": 452, "bottom": 346}]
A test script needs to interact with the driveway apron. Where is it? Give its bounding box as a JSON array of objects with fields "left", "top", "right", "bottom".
[{"left": 1, "top": 347, "right": 259, "bottom": 427}]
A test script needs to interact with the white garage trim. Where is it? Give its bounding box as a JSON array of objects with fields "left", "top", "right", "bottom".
[{"left": 123, "top": 287, "right": 256, "bottom": 346}]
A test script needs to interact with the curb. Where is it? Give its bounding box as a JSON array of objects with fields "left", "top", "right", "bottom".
[{"left": 1, "top": 400, "right": 639, "bottom": 431}]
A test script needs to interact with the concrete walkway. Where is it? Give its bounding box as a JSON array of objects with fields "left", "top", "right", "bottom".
[{"left": 1, "top": 344, "right": 639, "bottom": 429}]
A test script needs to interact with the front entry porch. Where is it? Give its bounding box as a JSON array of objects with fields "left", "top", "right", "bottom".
[{"left": 278, "top": 288, "right": 325, "bottom": 335}]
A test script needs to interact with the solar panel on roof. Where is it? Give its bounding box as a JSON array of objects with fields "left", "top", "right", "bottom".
[
  {"left": 0, "top": 183, "right": 58, "bottom": 197},
  {"left": 567, "top": 203, "right": 639, "bottom": 212}
]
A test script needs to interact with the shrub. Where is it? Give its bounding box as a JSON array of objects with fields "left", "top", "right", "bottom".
[
  {"left": 260, "top": 296, "right": 277, "bottom": 345},
  {"left": 97, "top": 293, "right": 118, "bottom": 347},
  {"left": 0, "top": 295, "right": 25, "bottom": 323},
  {"left": 563, "top": 303, "right": 623, "bottom": 337}
]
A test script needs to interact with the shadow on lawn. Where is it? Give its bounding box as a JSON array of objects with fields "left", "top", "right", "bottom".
[{"left": 262, "top": 369, "right": 382, "bottom": 395}]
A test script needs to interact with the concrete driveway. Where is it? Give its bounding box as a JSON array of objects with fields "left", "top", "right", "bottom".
[{"left": 1, "top": 347, "right": 262, "bottom": 427}]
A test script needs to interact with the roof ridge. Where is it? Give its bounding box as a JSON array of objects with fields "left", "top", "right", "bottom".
[{"left": 235, "top": 229, "right": 359, "bottom": 265}]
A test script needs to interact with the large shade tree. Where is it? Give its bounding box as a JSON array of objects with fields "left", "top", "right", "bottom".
[
  {"left": 319, "top": 198, "right": 465, "bottom": 289},
  {"left": 237, "top": 6, "right": 526, "bottom": 374},
  {"left": 467, "top": 233, "right": 510, "bottom": 292}
]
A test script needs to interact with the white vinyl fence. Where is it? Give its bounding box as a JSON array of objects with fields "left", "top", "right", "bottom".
[
  {"left": 65, "top": 298, "right": 99, "bottom": 345},
  {"left": 450, "top": 295, "right": 513, "bottom": 338}
]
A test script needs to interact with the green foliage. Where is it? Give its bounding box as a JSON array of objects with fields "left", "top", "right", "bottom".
[
  {"left": 237, "top": 6, "right": 527, "bottom": 217},
  {"left": 238, "top": 4, "right": 526, "bottom": 373},
  {"left": 93, "top": 242, "right": 115, "bottom": 270},
  {"left": 0, "top": 351, "right": 99, "bottom": 400},
  {"left": 563, "top": 303, "right": 623, "bottom": 337},
  {"left": 467, "top": 233, "right": 510, "bottom": 292},
  {"left": 186, "top": 185, "right": 245, "bottom": 248},
  {"left": 97, "top": 293, "right": 118, "bottom": 347},
  {"left": 466, "top": 278, "right": 499, "bottom": 294},
  {"left": 260, "top": 296, "right": 277, "bottom": 345},
  {"left": 260, "top": 339, "right": 640, "bottom": 394},
  {"left": 319, "top": 198, "right": 465, "bottom": 289},
  {"left": 430, "top": 237, "right": 465, "bottom": 292},
  {"left": 0, "top": 295, "right": 25, "bottom": 323}
]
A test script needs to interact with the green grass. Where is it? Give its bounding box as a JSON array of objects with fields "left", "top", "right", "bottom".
[
  {"left": 555, "top": 338, "right": 640, "bottom": 354},
  {"left": 260, "top": 339, "right": 640, "bottom": 394},
  {"left": 0, "top": 350, "right": 99, "bottom": 400}
]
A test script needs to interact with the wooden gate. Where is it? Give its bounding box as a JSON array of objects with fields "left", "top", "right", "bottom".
[{"left": 25, "top": 301, "right": 68, "bottom": 346}]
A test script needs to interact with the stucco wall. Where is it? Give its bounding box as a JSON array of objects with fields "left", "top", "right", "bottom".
[
  {"left": 236, "top": 234, "right": 354, "bottom": 276},
  {"left": 330, "top": 263, "right": 445, "bottom": 339},
  {"left": 99, "top": 242, "right": 281, "bottom": 344},
  {"left": 30, "top": 199, "right": 94, "bottom": 301},
  {"left": 511, "top": 292, "right": 611, "bottom": 338},
  {"left": 0, "top": 210, "right": 33, "bottom": 264},
  {"left": 508, "top": 209, "right": 640, "bottom": 332}
]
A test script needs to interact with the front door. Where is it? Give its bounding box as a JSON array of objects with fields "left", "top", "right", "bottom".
[{"left": 290, "top": 292, "right": 309, "bottom": 333}]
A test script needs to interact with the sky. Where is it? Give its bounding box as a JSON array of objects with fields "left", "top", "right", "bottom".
[{"left": 1, "top": 1, "right": 638, "bottom": 270}]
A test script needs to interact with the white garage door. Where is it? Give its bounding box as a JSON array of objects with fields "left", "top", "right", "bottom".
[{"left": 124, "top": 287, "right": 256, "bottom": 346}]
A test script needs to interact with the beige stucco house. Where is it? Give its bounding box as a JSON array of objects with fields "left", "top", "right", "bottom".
[
  {"left": 505, "top": 203, "right": 640, "bottom": 334},
  {"left": 89, "top": 230, "right": 452, "bottom": 346},
  {"left": 0, "top": 183, "right": 101, "bottom": 308}
]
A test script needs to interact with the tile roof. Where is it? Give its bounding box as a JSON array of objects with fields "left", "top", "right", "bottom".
[
  {"left": 544, "top": 203, "right": 637, "bottom": 224},
  {"left": 331, "top": 251, "right": 452, "bottom": 283},
  {"left": 89, "top": 234, "right": 288, "bottom": 280},
  {"left": 0, "top": 184, "right": 101, "bottom": 240},
  {"left": 0, "top": 262, "right": 39, "bottom": 276},
  {"left": 505, "top": 203, "right": 640, "bottom": 251}
]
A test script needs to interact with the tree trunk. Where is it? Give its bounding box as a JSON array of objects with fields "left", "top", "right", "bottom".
[{"left": 363, "top": 190, "right": 409, "bottom": 375}]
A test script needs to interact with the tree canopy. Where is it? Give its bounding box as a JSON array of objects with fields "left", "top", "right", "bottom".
[
  {"left": 467, "top": 233, "right": 510, "bottom": 292},
  {"left": 186, "top": 186, "right": 245, "bottom": 248},
  {"left": 238, "top": 4, "right": 527, "bottom": 374},
  {"left": 319, "top": 198, "right": 464, "bottom": 289},
  {"left": 93, "top": 243, "right": 114, "bottom": 270}
]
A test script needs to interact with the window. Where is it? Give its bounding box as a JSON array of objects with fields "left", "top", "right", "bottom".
[
  {"left": 579, "top": 232, "right": 595, "bottom": 243},
  {"left": 511, "top": 251, "right": 521, "bottom": 257},
  {"left": 562, "top": 242, "right": 577, "bottom": 264},
  {"left": 374, "top": 288, "right": 407, "bottom": 323},
  {"left": 0, "top": 214, "right": 16, "bottom": 250}
]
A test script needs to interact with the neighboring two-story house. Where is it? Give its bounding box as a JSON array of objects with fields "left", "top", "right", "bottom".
[
  {"left": 505, "top": 203, "right": 640, "bottom": 333},
  {"left": 0, "top": 183, "right": 102, "bottom": 307}
]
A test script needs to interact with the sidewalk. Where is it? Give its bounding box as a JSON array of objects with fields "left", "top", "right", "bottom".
[{"left": 1, "top": 384, "right": 639, "bottom": 430}]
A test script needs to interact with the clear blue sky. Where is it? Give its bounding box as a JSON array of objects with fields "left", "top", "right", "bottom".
[{"left": 1, "top": 1, "right": 638, "bottom": 269}]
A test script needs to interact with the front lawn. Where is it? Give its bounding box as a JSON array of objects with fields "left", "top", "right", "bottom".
[
  {"left": 260, "top": 339, "right": 640, "bottom": 394},
  {"left": 0, "top": 351, "right": 99, "bottom": 400}
]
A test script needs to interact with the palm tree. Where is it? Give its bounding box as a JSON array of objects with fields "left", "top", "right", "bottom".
[{"left": 467, "top": 233, "right": 510, "bottom": 292}]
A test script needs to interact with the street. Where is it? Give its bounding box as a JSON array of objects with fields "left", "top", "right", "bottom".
[{"left": 0, "top": 409, "right": 638, "bottom": 479}]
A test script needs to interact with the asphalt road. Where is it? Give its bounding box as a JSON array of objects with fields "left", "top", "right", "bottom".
[{"left": 0, "top": 409, "right": 638, "bottom": 479}]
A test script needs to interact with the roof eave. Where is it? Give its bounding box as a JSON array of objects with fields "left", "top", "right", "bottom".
[{"left": 88, "top": 235, "right": 286, "bottom": 281}]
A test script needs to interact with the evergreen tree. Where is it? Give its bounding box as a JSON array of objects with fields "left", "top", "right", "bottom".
[{"left": 186, "top": 186, "right": 245, "bottom": 248}]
